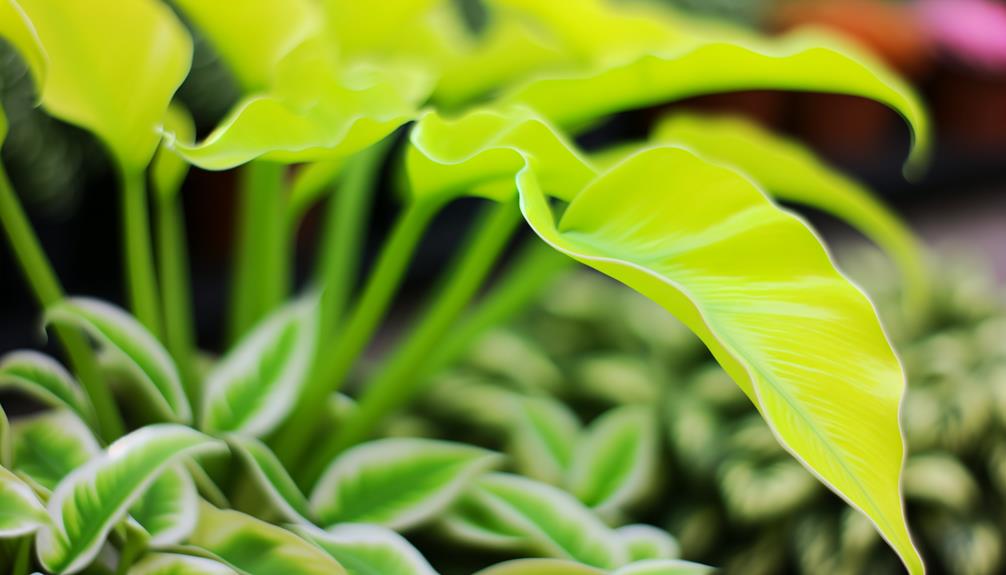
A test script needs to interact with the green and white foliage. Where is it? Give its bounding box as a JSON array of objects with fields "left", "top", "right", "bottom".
[
  {"left": 293, "top": 523, "right": 438, "bottom": 575},
  {"left": 227, "top": 435, "right": 314, "bottom": 524},
  {"left": 310, "top": 438, "right": 502, "bottom": 530},
  {"left": 128, "top": 465, "right": 199, "bottom": 547},
  {"left": 0, "top": 351, "right": 92, "bottom": 422},
  {"left": 44, "top": 298, "right": 191, "bottom": 423},
  {"left": 128, "top": 553, "right": 237, "bottom": 575},
  {"left": 508, "top": 396, "right": 581, "bottom": 485},
  {"left": 616, "top": 525, "right": 681, "bottom": 562},
  {"left": 202, "top": 297, "right": 318, "bottom": 437},
  {"left": 10, "top": 410, "right": 100, "bottom": 492},
  {"left": 0, "top": 465, "right": 49, "bottom": 537}
]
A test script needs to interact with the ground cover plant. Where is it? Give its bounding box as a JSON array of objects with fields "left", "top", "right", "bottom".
[{"left": 0, "top": 0, "right": 932, "bottom": 573}]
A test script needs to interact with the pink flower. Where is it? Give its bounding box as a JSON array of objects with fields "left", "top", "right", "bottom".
[{"left": 918, "top": 0, "right": 1006, "bottom": 70}]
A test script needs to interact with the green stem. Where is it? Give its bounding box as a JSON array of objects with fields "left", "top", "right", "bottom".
[
  {"left": 12, "top": 536, "right": 31, "bottom": 575},
  {"left": 155, "top": 192, "right": 199, "bottom": 410},
  {"left": 303, "top": 200, "right": 522, "bottom": 484},
  {"left": 228, "top": 161, "right": 288, "bottom": 344},
  {"left": 0, "top": 164, "right": 124, "bottom": 440},
  {"left": 270, "top": 198, "right": 443, "bottom": 465},
  {"left": 121, "top": 169, "right": 163, "bottom": 338},
  {"left": 114, "top": 527, "right": 147, "bottom": 575},
  {"left": 315, "top": 142, "right": 388, "bottom": 342}
]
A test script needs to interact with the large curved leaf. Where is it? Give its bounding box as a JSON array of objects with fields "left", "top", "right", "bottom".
[
  {"left": 0, "top": 351, "right": 92, "bottom": 422},
  {"left": 129, "top": 465, "right": 198, "bottom": 547},
  {"left": 468, "top": 473, "right": 626, "bottom": 568},
  {"left": 504, "top": 32, "right": 929, "bottom": 173},
  {"left": 44, "top": 298, "right": 190, "bottom": 423},
  {"left": 292, "top": 523, "right": 437, "bottom": 575},
  {"left": 517, "top": 147, "right": 920, "bottom": 573},
  {"left": 201, "top": 298, "right": 317, "bottom": 437},
  {"left": 0, "top": 465, "right": 48, "bottom": 538},
  {"left": 652, "top": 113, "right": 927, "bottom": 308},
  {"left": 36, "top": 425, "right": 222, "bottom": 574},
  {"left": 9, "top": 0, "right": 191, "bottom": 170},
  {"left": 11, "top": 410, "right": 100, "bottom": 492},
  {"left": 310, "top": 438, "right": 501, "bottom": 531},
  {"left": 188, "top": 502, "right": 347, "bottom": 575}
]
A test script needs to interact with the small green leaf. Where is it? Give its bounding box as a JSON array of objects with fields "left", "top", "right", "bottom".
[
  {"left": 508, "top": 396, "right": 581, "bottom": 485},
  {"left": 468, "top": 473, "right": 626, "bottom": 568},
  {"left": 11, "top": 410, "right": 100, "bottom": 492},
  {"left": 44, "top": 298, "right": 190, "bottom": 423},
  {"left": 310, "top": 438, "right": 501, "bottom": 530},
  {"left": 568, "top": 406, "right": 658, "bottom": 514},
  {"left": 0, "top": 465, "right": 48, "bottom": 537},
  {"left": 437, "top": 496, "right": 526, "bottom": 551},
  {"left": 10, "top": 0, "right": 192, "bottom": 171},
  {"left": 201, "top": 298, "right": 317, "bottom": 437},
  {"left": 292, "top": 523, "right": 437, "bottom": 575},
  {"left": 0, "top": 351, "right": 92, "bottom": 422},
  {"left": 611, "top": 559, "right": 714, "bottom": 575},
  {"left": 153, "top": 104, "right": 196, "bottom": 202},
  {"left": 0, "top": 0, "right": 46, "bottom": 96},
  {"left": 518, "top": 146, "right": 921, "bottom": 573},
  {"left": 227, "top": 435, "right": 313, "bottom": 524},
  {"left": 188, "top": 502, "right": 347, "bottom": 575},
  {"left": 615, "top": 525, "right": 680, "bottom": 562},
  {"left": 171, "top": 0, "right": 320, "bottom": 93},
  {"left": 36, "top": 425, "right": 222, "bottom": 574},
  {"left": 129, "top": 553, "right": 237, "bottom": 575},
  {"left": 473, "top": 558, "right": 604, "bottom": 575},
  {"left": 652, "top": 113, "right": 927, "bottom": 308},
  {"left": 129, "top": 466, "right": 198, "bottom": 547},
  {"left": 505, "top": 31, "right": 929, "bottom": 172}
]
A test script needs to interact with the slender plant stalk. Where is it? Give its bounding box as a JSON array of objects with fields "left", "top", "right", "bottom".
[
  {"left": 228, "top": 161, "right": 288, "bottom": 344},
  {"left": 0, "top": 164, "right": 124, "bottom": 440},
  {"left": 270, "top": 198, "right": 443, "bottom": 464},
  {"left": 121, "top": 169, "right": 163, "bottom": 338},
  {"left": 155, "top": 191, "right": 199, "bottom": 410},
  {"left": 316, "top": 142, "right": 389, "bottom": 342},
  {"left": 113, "top": 529, "right": 147, "bottom": 575},
  {"left": 303, "top": 200, "right": 522, "bottom": 484},
  {"left": 12, "top": 537, "right": 30, "bottom": 575}
]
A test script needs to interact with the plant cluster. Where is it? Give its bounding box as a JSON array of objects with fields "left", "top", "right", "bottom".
[{"left": 0, "top": 0, "right": 933, "bottom": 573}]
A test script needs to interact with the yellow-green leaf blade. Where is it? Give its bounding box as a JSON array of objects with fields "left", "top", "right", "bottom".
[
  {"left": 11, "top": 410, "right": 100, "bottom": 492},
  {"left": 0, "top": 0, "right": 46, "bottom": 94},
  {"left": 517, "top": 146, "right": 921, "bottom": 573},
  {"left": 0, "top": 465, "right": 48, "bottom": 537}
]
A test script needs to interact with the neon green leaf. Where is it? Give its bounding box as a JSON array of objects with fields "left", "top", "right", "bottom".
[
  {"left": 0, "top": 465, "right": 48, "bottom": 538},
  {"left": 172, "top": 0, "right": 319, "bottom": 93},
  {"left": 652, "top": 113, "right": 927, "bottom": 308},
  {"left": 11, "top": 410, "right": 99, "bottom": 492},
  {"left": 473, "top": 559, "right": 604, "bottom": 575},
  {"left": 468, "top": 473, "right": 627, "bottom": 568},
  {"left": 44, "top": 298, "right": 190, "bottom": 423},
  {"left": 0, "top": 0, "right": 46, "bottom": 96},
  {"left": 227, "top": 435, "right": 313, "bottom": 525},
  {"left": 36, "top": 425, "right": 222, "bottom": 574},
  {"left": 615, "top": 525, "right": 681, "bottom": 562},
  {"left": 292, "top": 523, "right": 437, "bottom": 575},
  {"left": 171, "top": 41, "right": 431, "bottom": 171},
  {"left": 129, "top": 466, "right": 198, "bottom": 547},
  {"left": 517, "top": 146, "right": 921, "bottom": 573},
  {"left": 11, "top": 0, "right": 191, "bottom": 170},
  {"left": 188, "top": 502, "right": 347, "bottom": 575},
  {"left": 310, "top": 438, "right": 501, "bottom": 531},
  {"left": 508, "top": 396, "right": 581, "bottom": 485},
  {"left": 0, "top": 351, "right": 92, "bottom": 422},
  {"left": 153, "top": 104, "right": 195, "bottom": 202},
  {"left": 201, "top": 298, "right": 317, "bottom": 437},
  {"left": 129, "top": 553, "right": 237, "bottom": 575},
  {"left": 505, "top": 31, "right": 929, "bottom": 173},
  {"left": 321, "top": 0, "right": 442, "bottom": 57}
]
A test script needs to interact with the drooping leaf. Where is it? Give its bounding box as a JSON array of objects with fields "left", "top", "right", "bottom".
[
  {"left": 507, "top": 396, "right": 581, "bottom": 485},
  {"left": 44, "top": 298, "right": 190, "bottom": 423},
  {"left": 201, "top": 298, "right": 317, "bottom": 437},
  {"left": 187, "top": 502, "right": 347, "bottom": 575},
  {"left": 615, "top": 525, "right": 680, "bottom": 562},
  {"left": 504, "top": 31, "right": 929, "bottom": 173},
  {"left": 0, "top": 351, "right": 92, "bottom": 422},
  {"left": 472, "top": 558, "right": 604, "bottom": 575},
  {"left": 567, "top": 406, "right": 658, "bottom": 514},
  {"left": 0, "top": 0, "right": 46, "bottom": 92},
  {"left": 171, "top": 40, "right": 431, "bottom": 171},
  {"left": 227, "top": 435, "right": 313, "bottom": 524},
  {"left": 0, "top": 465, "right": 48, "bottom": 538},
  {"left": 310, "top": 438, "right": 501, "bottom": 531},
  {"left": 10, "top": 0, "right": 191, "bottom": 170},
  {"left": 517, "top": 146, "right": 921, "bottom": 573},
  {"left": 611, "top": 559, "right": 715, "bottom": 575},
  {"left": 171, "top": 0, "right": 319, "bottom": 93},
  {"left": 36, "top": 425, "right": 222, "bottom": 574},
  {"left": 129, "top": 553, "right": 238, "bottom": 575},
  {"left": 292, "top": 523, "right": 437, "bottom": 575},
  {"left": 11, "top": 410, "right": 100, "bottom": 492},
  {"left": 152, "top": 104, "right": 196, "bottom": 201},
  {"left": 467, "top": 473, "right": 627, "bottom": 568},
  {"left": 652, "top": 113, "right": 927, "bottom": 307},
  {"left": 129, "top": 465, "right": 198, "bottom": 547}
]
